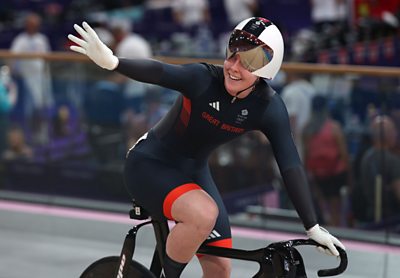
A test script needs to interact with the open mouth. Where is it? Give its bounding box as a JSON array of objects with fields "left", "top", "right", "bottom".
[{"left": 229, "top": 74, "right": 241, "bottom": 81}]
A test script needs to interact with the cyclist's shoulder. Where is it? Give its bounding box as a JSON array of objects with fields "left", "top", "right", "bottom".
[
  {"left": 254, "top": 80, "right": 276, "bottom": 101},
  {"left": 198, "top": 63, "right": 224, "bottom": 79}
]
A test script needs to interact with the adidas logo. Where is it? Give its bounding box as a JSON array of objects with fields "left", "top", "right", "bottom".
[
  {"left": 207, "top": 229, "right": 221, "bottom": 240},
  {"left": 209, "top": 101, "right": 220, "bottom": 111}
]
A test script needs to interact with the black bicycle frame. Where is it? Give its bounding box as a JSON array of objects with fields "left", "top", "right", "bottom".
[{"left": 117, "top": 205, "right": 347, "bottom": 278}]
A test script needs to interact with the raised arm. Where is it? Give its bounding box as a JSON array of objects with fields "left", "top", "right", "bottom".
[{"left": 68, "top": 22, "right": 205, "bottom": 93}]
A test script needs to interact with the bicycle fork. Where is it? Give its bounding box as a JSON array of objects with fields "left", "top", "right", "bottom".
[
  {"left": 150, "top": 220, "right": 170, "bottom": 278},
  {"left": 114, "top": 219, "right": 170, "bottom": 278},
  {"left": 115, "top": 221, "right": 151, "bottom": 278}
]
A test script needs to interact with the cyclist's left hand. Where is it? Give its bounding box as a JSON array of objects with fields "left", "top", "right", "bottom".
[{"left": 307, "top": 224, "right": 345, "bottom": 256}]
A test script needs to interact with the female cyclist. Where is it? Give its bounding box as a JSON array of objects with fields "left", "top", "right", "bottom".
[{"left": 68, "top": 17, "right": 345, "bottom": 278}]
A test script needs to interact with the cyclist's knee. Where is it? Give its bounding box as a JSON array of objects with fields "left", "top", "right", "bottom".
[
  {"left": 185, "top": 194, "right": 218, "bottom": 233},
  {"left": 195, "top": 200, "right": 219, "bottom": 232},
  {"left": 170, "top": 189, "right": 219, "bottom": 233}
]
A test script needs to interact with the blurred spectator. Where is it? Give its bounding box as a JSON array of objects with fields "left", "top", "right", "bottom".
[
  {"left": 354, "top": 0, "right": 400, "bottom": 39},
  {"left": 280, "top": 72, "right": 316, "bottom": 158},
  {"left": 357, "top": 115, "right": 400, "bottom": 224},
  {"left": 310, "top": 0, "right": 348, "bottom": 48},
  {"left": 52, "top": 105, "right": 74, "bottom": 139},
  {"left": 10, "top": 12, "right": 53, "bottom": 143},
  {"left": 110, "top": 19, "right": 153, "bottom": 113},
  {"left": 111, "top": 19, "right": 152, "bottom": 59},
  {"left": 223, "top": 0, "right": 259, "bottom": 28},
  {"left": 303, "top": 95, "right": 350, "bottom": 226},
  {"left": 122, "top": 109, "right": 147, "bottom": 151},
  {"left": 2, "top": 125, "right": 33, "bottom": 161},
  {"left": 290, "top": 29, "right": 317, "bottom": 62},
  {"left": 142, "top": 90, "right": 169, "bottom": 127},
  {"left": 310, "top": 0, "right": 347, "bottom": 33},
  {"left": 47, "top": 104, "right": 91, "bottom": 162},
  {"left": 208, "top": 131, "right": 275, "bottom": 195},
  {"left": 0, "top": 65, "right": 17, "bottom": 156},
  {"left": 171, "top": 0, "right": 211, "bottom": 29},
  {"left": 122, "top": 90, "right": 168, "bottom": 150}
]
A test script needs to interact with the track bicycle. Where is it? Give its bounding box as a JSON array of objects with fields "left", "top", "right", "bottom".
[{"left": 81, "top": 201, "right": 348, "bottom": 278}]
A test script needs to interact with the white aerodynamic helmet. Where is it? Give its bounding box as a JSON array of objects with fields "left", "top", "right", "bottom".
[{"left": 226, "top": 17, "right": 284, "bottom": 80}]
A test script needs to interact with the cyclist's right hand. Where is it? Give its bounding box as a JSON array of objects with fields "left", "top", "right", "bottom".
[
  {"left": 306, "top": 224, "right": 345, "bottom": 257},
  {"left": 68, "top": 22, "right": 119, "bottom": 70}
]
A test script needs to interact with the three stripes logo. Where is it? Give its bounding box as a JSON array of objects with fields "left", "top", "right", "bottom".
[
  {"left": 209, "top": 101, "right": 220, "bottom": 111},
  {"left": 207, "top": 229, "right": 221, "bottom": 240}
]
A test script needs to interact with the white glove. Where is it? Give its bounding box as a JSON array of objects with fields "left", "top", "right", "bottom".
[
  {"left": 68, "top": 22, "right": 119, "bottom": 70},
  {"left": 307, "top": 224, "right": 345, "bottom": 257}
]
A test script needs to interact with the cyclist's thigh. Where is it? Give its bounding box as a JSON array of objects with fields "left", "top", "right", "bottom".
[
  {"left": 195, "top": 167, "right": 232, "bottom": 247},
  {"left": 124, "top": 151, "right": 196, "bottom": 220}
]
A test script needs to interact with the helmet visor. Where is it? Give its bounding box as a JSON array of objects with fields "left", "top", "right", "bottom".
[{"left": 226, "top": 29, "right": 274, "bottom": 72}]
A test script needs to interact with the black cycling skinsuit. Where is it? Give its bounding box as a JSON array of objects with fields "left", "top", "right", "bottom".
[{"left": 118, "top": 59, "right": 317, "bottom": 247}]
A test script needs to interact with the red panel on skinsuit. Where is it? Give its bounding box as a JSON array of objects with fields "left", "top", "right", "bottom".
[{"left": 163, "top": 183, "right": 201, "bottom": 220}]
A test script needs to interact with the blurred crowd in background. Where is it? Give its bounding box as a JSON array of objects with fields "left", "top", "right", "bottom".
[
  {"left": 1, "top": 0, "right": 399, "bottom": 63},
  {"left": 0, "top": 0, "right": 400, "bottom": 233}
]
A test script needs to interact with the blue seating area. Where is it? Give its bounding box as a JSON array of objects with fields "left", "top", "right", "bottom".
[{"left": 317, "top": 35, "right": 400, "bottom": 66}]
